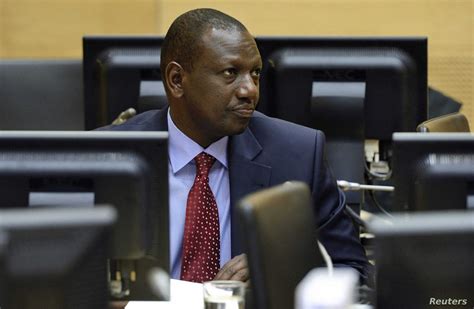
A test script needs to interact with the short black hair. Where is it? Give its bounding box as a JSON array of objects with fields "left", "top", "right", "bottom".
[{"left": 160, "top": 8, "right": 248, "bottom": 81}]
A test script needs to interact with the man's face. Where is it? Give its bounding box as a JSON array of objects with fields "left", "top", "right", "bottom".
[{"left": 172, "top": 28, "right": 262, "bottom": 147}]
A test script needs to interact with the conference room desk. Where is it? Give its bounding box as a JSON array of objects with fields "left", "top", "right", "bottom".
[
  {"left": 125, "top": 279, "right": 373, "bottom": 309},
  {"left": 126, "top": 279, "right": 204, "bottom": 309}
]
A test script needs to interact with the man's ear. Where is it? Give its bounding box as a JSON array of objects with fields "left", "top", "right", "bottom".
[{"left": 165, "top": 61, "right": 185, "bottom": 98}]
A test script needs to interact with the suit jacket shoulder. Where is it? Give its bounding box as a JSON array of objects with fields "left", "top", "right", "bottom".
[{"left": 95, "top": 109, "right": 168, "bottom": 131}]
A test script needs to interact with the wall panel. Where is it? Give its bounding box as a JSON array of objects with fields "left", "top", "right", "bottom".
[
  {"left": 0, "top": 0, "right": 472, "bottom": 124},
  {"left": 0, "top": 0, "right": 159, "bottom": 58}
]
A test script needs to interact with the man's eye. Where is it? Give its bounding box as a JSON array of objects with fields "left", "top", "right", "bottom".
[
  {"left": 223, "top": 68, "right": 237, "bottom": 76},
  {"left": 252, "top": 68, "right": 262, "bottom": 77}
]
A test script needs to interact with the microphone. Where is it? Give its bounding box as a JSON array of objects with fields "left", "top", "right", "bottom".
[
  {"left": 338, "top": 180, "right": 395, "bottom": 223},
  {"left": 337, "top": 180, "right": 394, "bottom": 192},
  {"left": 112, "top": 107, "right": 137, "bottom": 125}
]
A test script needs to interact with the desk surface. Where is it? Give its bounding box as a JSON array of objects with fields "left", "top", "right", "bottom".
[
  {"left": 126, "top": 279, "right": 204, "bottom": 309},
  {"left": 125, "top": 279, "right": 373, "bottom": 309}
]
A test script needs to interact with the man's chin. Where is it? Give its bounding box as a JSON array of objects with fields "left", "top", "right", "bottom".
[{"left": 228, "top": 121, "right": 251, "bottom": 136}]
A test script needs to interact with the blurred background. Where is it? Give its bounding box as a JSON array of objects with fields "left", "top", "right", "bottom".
[{"left": 0, "top": 0, "right": 472, "bottom": 123}]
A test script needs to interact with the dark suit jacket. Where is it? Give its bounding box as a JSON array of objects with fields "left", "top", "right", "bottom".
[{"left": 101, "top": 108, "right": 370, "bottom": 281}]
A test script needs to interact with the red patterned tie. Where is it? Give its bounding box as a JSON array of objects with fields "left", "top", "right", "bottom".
[{"left": 180, "top": 152, "right": 220, "bottom": 282}]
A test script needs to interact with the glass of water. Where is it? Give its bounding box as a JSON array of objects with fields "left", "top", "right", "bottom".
[{"left": 203, "top": 280, "right": 245, "bottom": 309}]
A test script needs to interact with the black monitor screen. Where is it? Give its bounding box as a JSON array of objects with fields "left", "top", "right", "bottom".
[
  {"left": 370, "top": 210, "right": 474, "bottom": 308},
  {"left": 0, "top": 206, "right": 116, "bottom": 309},
  {"left": 392, "top": 132, "right": 474, "bottom": 212},
  {"left": 0, "top": 131, "right": 169, "bottom": 301},
  {"left": 83, "top": 36, "right": 165, "bottom": 130},
  {"left": 257, "top": 37, "right": 427, "bottom": 204}
]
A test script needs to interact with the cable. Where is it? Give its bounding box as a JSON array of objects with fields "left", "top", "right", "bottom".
[
  {"left": 344, "top": 205, "right": 367, "bottom": 229},
  {"left": 362, "top": 161, "right": 395, "bottom": 218},
  {"left": 317, "top": 241, "right": 333, "bottom": 277},
  {"left": 366, "top": 189, "right": 393, "bottom": 218},
  {"left": 317, "top": 188, "right": 348, "bottom": 231},
  {"left": 364, "top": 160, "right": 392, "bottom": 181}
]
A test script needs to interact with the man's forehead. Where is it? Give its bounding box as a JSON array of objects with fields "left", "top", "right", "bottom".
[
  {"left": 200, "top": 28, "right": 260, "bottom": 59},
  {"left": 212, "top": 53, "right": 262, "bottom": 69},
  {"left": 202, "top": 27, "right": 251, "bottom": 44}
]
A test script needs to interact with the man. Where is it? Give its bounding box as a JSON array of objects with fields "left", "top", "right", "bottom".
[{"left": 104, "top": 8, "right": 370, "bottom": 284}]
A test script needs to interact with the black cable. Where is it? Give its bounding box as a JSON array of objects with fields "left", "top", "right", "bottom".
[
  {"left": 344, "top": 205, "right": 367, "bottom": 228},
  {"left": 364, "top": 160, "right": 392, "bottom": 181},
  {"left": 362, "top": 160, "right": 394, "bottom": 218},
  {"left": 367, "top": 189, "right": 393, "bottom": 218}
]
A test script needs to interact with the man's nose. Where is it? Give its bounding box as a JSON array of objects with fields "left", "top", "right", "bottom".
[{"left": 236, "top": 74, "right": 258, "bottom": 101}]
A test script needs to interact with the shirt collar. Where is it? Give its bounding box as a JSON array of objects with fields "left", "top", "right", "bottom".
[{"left": 167, "top": 110, "right": 228, "bottom": 173}]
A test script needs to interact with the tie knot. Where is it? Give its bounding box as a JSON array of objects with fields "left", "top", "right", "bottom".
[{"left": 194, "top": 152, "right": 216, "bottom": 177}]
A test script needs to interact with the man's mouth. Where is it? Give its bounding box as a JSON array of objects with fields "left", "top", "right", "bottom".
[{"left": 231, "top": 107, "right": 254, "bottom": 118}]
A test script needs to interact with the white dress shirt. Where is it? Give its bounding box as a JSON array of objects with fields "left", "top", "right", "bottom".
[{"left": 167, "top": 111, "right": 231, "bottom": 279}]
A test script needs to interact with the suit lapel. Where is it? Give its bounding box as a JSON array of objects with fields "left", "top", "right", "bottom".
[{"left": 228, "top": 127, "right": 272, "bottom": 255}]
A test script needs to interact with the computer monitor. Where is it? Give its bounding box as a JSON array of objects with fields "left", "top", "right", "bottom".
[
  {"left": 257, "top": 37, "right": 427, "bottom": 205},
  {"left": 238, "top": 181, "right": 323, "bottom": 309},
  {"left": 0, "top": 206, "right": 116, "bottom": 309},
  {"left": 83, "top": 36, "right": 165, "bottom": 130},
  {"left": 0, "top": 60, "right": 84, "bottom": 130},
  {"left": 369, "top": 210, "right": 474, "bottom": 309},
  {"left": 0, "top": 230, "right": 7, "bottom": 303},
  {"left": 392, "top": 132, "right": 474, "bottom": 212},
  {"left": 0, "top": 131, "right": 169, "bottom": 301}
]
